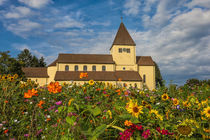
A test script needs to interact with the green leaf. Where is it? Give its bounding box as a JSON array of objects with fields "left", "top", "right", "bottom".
[
  {"left": 119, "top": 114, "right": 132, "bottom": 119},
  {"left": 89, "top": 106, "right": 101, "bottom": 116},
  {"left": 74, "top": 103, "right": 79, "bottom": 111},
  {"left": 67, "top": 107, "right": 74, "bottom": 113},
  {"left": 92, "top": 124, "right": 107, "bottom": 138},
  {"left": 66, "top": 116, "right": 76, "bottom": 126},
  {"left": 58, "top": 106, "right": 67, "bottom": 113}
]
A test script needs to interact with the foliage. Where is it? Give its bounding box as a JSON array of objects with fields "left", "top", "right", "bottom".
[
  {"left": 0, "top": 74, "right": 210, "bottom": 139},
  {"left": 0, "top": 51, "right": 24, "bottom": 77},
  {"left": 154, "top": 62, "right": 164, "bottom": 87},
  {"left": 17, "top": 49, "right": 46, "bottom": 67}
]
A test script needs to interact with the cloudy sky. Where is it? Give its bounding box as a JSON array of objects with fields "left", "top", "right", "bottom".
[{"left": 0, "top": 0, "right": 210, "bottom": 85}]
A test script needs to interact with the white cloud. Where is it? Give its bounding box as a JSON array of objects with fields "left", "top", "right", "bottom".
[
  {"left": 0, "top": 0, "right": 5, "bottom": 5},
  {"left": 143, "top": 0, "right": 157, "bottom": 12},
  {"left": 90, "top": 21, "right": 110, "bottom": 26},
  {"left": 4, "top": 6, "right": 32, "bottom": 19},
  {"left": 54, "top": 16, "right": 84, "bottom": 28},
  {"left": 6, "top": 19, "right": 41, "bottom": 37},
  {"left": 187, "top": 0, "right": 210, "bottom": 9},
  {"left": 123, "top": 0, "right": 141, "bottom": 16},
  {"left": 18, "top": 0, "right": 52, "bottom": 9},
  {"left": 133, "top": 8, "right": 210, "bottom": 83}
]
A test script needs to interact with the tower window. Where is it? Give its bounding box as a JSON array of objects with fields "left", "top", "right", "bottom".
[
  {"left": 75, "top": 65, "right": 78, "bottom": 71},
  {"left": 127, "top": 48, "right": 130, "bottom": 53},
  {"left": 65, "top": 65, "right": 69, "bottom": 71},
  {"left": 119, "top": 48, "right": 122, "bottom": 53},
  {"left": 102, "top": 66, "right": 106, "bottom": 71},
  {"left": 83, "top": 65, "right": 87, "bottom": 71},
  {"left": 123, "top": 48, "right": 127, "bottom": 52},
  {"left": 123, "top": 67, "right": 126, "bottom": 70},
  {"left": 92, "top": 65, "right": 96, "bottom": 71},
  {"left": 143, "top": 74, "right": 146, "bottom": 83}
]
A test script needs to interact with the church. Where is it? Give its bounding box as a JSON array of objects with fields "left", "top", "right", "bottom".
[{"left": 22, "top": 22, "right": 155, "bottom": 90}]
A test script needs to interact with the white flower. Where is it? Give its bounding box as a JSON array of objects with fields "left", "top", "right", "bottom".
[
  {"left": 47, "top": 115, "right": 50, "bottom": 118},
  {"left": 24, "top": 112, "right": 28, "bottom": 115},
  {"left": 42, "top": 136, "right": 45, "bottom": 139},
  {"left": 43, "top": 97, "right": 46, "bottom": 100},
  {"left": 30, "top": 102, "right": 33, "bottom": 104},
  {"left": 156, "top": 102, "right": 160, "bottom": 105},
  {"left": 14, "top": 119, "right": 17, "bottom": 123}
]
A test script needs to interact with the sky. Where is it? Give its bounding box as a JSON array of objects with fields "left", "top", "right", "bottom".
[{"left": 0, "top": 0, "right": 210, "bottom": 85}]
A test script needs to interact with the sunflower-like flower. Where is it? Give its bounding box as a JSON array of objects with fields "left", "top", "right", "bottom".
[
  {"left": 177, "top": 124, "right": 193, "bottom": 137},
  {"left": 161, "top": 93, "right": 169, "bottom": 101},
  {"left": 89, "top": 79, "right": 94, "bottom": 85},
  {"left": 203, "top": 106, "right": 210, "bottom": 118},
  {"left": 126, "top": 100, "right": 143, "bottom": 118},
  {"left": 173, "top": 98, "right": 179, "bottom": 106}
]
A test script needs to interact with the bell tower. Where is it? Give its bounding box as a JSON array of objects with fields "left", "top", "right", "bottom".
[{"left": 110, "top": 21, "right": 137, "bottom": 71}]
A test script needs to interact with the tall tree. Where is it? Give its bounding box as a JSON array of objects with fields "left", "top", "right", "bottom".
[
  {"left": 0, "top": 51, "right": 24, "bottom": 76},
  {"left": 17, "top": 49, "right": 33, "bottom": 67},
  {"left": 154, "top": 62, "right": 164, "bottom": 87},
  {"left": 39, "top": 56, "right": 46, "bottom": 67},
  {"left": 17, "top": 49, "right": 46, "bottom": 67}
]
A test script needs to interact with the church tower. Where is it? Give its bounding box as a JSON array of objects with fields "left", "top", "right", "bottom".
[{"left": 110, "top": 21, "right": 137, "bottom": 71}]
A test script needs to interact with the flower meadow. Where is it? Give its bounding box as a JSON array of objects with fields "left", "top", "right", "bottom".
[{"left": 0, "top": 74, "right": 210, "bottom": 140}]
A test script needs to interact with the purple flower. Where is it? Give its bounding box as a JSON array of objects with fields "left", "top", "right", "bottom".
[
  {"left": 36, "top": 129, "right": 43, "bottom": 136},
  {"left": 142, "top": 129, "right": 151, "bottom": 139},
  {"left": 55, "top": 101, "right": 62, "bottom": 105},
  {"left": 176, "top": 105, "right": 180, "bottom": 109},
  {"left": 48, "top": 105, "right": 56, "bottom": 111},
  {"left": 55, "top": 109, "right": 58, "bottom": 113}
]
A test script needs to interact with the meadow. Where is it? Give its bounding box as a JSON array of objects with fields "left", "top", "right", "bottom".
[{"left": 0, "top": 74, "right": 209, "bottom": 140}]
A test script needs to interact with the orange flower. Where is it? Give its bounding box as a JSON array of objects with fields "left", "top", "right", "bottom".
[
  {"left": 124, "top": 120, "right": 132, "bottom": 126},
  {"left": 47, "top": 118, "right": 51, "bottom": 121},
  {"left": 24, "top": 89, "right": 38, "bottom": 98},
  {"left": 90, "top": 120, "right": 93, "bottom": 123},
  {"left": 4, "top": 100, "right": 8, "bottom": 103},
  {"left": 80, "top": 72, "right": 88, "bottom": 79},
  {"left": 118, "top": 92, "right": 121, "bottom": 95},
  {"left": 47, "top": 82, "right": 62, "bottom": 94},
  {"left": 103, "top": 116, "right": 106, "bottom": 119},
  {"left": 38, "top": 100, "right": 45, "bottom": 109}
]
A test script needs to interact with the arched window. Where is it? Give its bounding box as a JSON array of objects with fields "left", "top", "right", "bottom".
[
  {"left": 123, "top": 67, "right": 126, "bottom": 70},
  {"left": 75, "top": 65, "right": 78, "bottom": 71},
  {"left": 65, "top": 65, "right": 69, "bottom": 71},
  {"left": 83, "top": 65, "right": 87, "bottom": 71},
  {"left": 102, "top": 65, "right": 106, "bottom": 71},
  {"left": 143, "top": 74, "right": 146, "bottom": 83},
  {"left": 92, "top": 65, "right": 96, "bottom": 71}
]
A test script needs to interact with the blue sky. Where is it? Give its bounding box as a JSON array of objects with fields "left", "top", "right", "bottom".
[{"left": 0, "top": 0, "right": 210, "bottom": 85}]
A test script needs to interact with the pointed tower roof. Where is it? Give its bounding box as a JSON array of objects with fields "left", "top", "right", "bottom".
[{"left": 110, "top": 22, "right": 136, "bottom": 50}]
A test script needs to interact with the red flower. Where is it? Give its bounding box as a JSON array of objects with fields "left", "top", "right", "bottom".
[{"left": 4, "top": 129, "right": 8, "bottom": 134}]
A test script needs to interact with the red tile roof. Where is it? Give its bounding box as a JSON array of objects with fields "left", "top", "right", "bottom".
[
  {"left": 22, "top": 67, "right": 49, "bottom": 78},
  {"left": 54, "top": 71, "right": 142, "bottom": 81},
  {"left": 136, "top": 56, "right": 155, "bottom": 66}
]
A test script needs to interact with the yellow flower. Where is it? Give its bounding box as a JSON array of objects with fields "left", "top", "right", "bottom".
[
  {"left": 177, "top": 124, "right": 193, "bottom": 137},
  {"left": 124, "top": 120, "right": 132, "bottom": 126},
  {"left": 173, "top": 98, "right": 179, "bottom": 106},
  {"left": 201, "top": 99, "right": 208, "bottom": 106},
  {"left": 203, "top": 106, "right": 210, "bottom": 118},
  {"left": 126, "top": 100, "right": 143, "bottom": 118},
  {"left": 68, "top": 98, "right": 74, "bottom": 106},
  {"left": 150, "top": 109, "right": 158, "bottom": 115},
  {"left": 89, "top": 80, "right": 94, "bottom": 85},
  {"left": 107, "top": 110, "right": 112, "bottom": 119},
  {"left": 161, "top": 93, "right": 169, "bottom": 101}
]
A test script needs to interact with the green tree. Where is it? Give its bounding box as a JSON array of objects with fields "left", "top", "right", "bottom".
[
  {"left": 0, "top": 51, "right": 24, "bottom": 76},
  {"left": 39, "top": 56, "right": 46, "bottom": 67},
  {"left": 154, "top": 62, "right": 164, "bottom": 87},
  {"left": 17, "top": 49, "right": 33, "bottom": 67},
  {"left": 17, "top": 49, "right": 46, "bottom": 67}
]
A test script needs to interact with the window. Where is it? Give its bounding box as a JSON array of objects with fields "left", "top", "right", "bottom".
[
  {"left": 123, "top": 67, "right": 126, "bottom": 70},
  {"left": 127, "top": 48, "right": 130, "bottom": 53},
  {"left": 143, "top": 74, "right": 146, "bottom": 83},
  {"left": 102, "top": 66, "right": 106, "bottom": 71},
  {"left": 65, "top": 65, "right": 69, "bottom": 71},
  {"left": 75, "top": 65, "right": 78, "bottom": 71},
  {"left": 119, "top": 48, "right": 122, "bottom": 53},
  {"left": 83, "top": 65, "right": 87, "bottom": 71},
  {"left": 92, "top": 65, "right": 96, "bottom": 71},
  {"left": 123, "top": 48, "right": 127, "bottom": 52}
]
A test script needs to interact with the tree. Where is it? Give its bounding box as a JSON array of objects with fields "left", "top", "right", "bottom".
[
  {"left": 17, "top": 49, "right": 46, "bottom": 67},
  {"left": 154, "top": 62, "right": 164, "bottom": 87},
  {"left": 0, "top": 51, "right": 24, "bottom": 76},
  {"left": 39, "top": 56, "right": 46, "bottom": 67},
  {"left": 17, "top": 49, "right": 33, "bottom": 67}
]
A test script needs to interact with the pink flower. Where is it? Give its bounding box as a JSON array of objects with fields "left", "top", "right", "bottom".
[
  {"left": 24, "top": 134, "right": 29, "bottom": 137},
  {"left": 55, "top": 101, "right": 62, "bottom": 105},
  {"left": 119, "top": 130, "right": 132, "bottom": 140},
  {"left": 142, "top": 129, "right": 151, "bottom": 139}
]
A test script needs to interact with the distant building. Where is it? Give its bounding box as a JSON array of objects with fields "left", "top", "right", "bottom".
[{"left": 22, "top": 22, "right": 155, "bottom": 90}]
